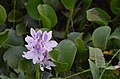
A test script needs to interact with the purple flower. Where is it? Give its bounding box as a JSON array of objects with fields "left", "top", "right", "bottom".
[{"left": 22, "top": 28, "right": 58, "bottom": 71}]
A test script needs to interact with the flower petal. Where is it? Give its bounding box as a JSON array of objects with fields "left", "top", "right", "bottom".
[
  {"left": 30, "top": 28, "right": 37, "bottom": 39},
  {"left": 42, "top": 31, "right": 52, "bottom": 42},
  {"left": 43, "top": 41, "right": 57, "bottom": 51},
  {"left": 38, "top": 54, "right": 44, "bottom": 61},
  {"left": 46, "top": 41, "right": 58, "bottom": 48},
  {"left": 25, "top": 35, "right": 34, "bottom": 44},
  {"left": 48, "top": 61, "right": 56, "bottom": 67},
  {"left": 36, "top": 30, "right": 42, "bottom": 38},
  {"left": 40, "top": 65, "right": 44, "bottom": 71},
  {"left": 22, "top": 51, "right": 34, "bottom": 59},
  {"left": 45, "top": 61, "right": 56, "bottom": 70},
  {"left": 25, "top": 44, "right": 33, "bottom": 50},
  {"left": 33, "top": 56, "right": 39, "bottom": 64}
]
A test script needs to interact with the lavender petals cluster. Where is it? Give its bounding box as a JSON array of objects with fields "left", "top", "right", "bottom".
[{"left": 22, "top": 28, "right": 58, "bottom": 71}]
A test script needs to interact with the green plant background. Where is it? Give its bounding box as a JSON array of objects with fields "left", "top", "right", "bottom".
[{"left": 0, "top": 0, "right": 120, "bottom": 79}]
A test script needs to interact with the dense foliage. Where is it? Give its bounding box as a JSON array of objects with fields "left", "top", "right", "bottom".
[{"left": 0, "top": 0, "right": 120, "bottom": 79}]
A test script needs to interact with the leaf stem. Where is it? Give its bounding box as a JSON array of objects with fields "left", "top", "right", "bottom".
[
  {"left": 36, "top": 64, "right": 41, "bottom": 79},
  {"left": 99, "top": 49, "right": 120, "bottom": 79},
  {"left": 65, "top": 10, "right": 73, "bottom": 38},
  {"left": 65, "top": 69, "right": 91, "bottom": 79}
]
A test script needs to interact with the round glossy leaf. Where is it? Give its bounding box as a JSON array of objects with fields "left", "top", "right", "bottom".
[
  {"left": 110, "top": 27, "right": 120, "bottom": 40},
  {"left": 16, "top": 23, "right": 27, "bottom": 36},
  {"left": 37, "top": 4, "right": 58, "bottom": 29},
  {"left": 56, "top": 39, "right": 77, "bottom": 71},
  {"left": 0, "top": 29, "right": 9, "bottom": 47},
  {"left": 92, "top": 26, "right": 111, "bottom": 50},
  {"left": 87, "top": 8, "right": 110, "bottom": 25},
  {"left": 5, "top": 30, "right": 24, "bottom": 46},
  {"left": 18, "top": 59, "right": 35, "bottom": 74},
  {"left": 89, "top": 47, "right": 106, "bottom": 67},
  {"left": 0, "top": 30, "right": 24, "bottom": 47},
  {"left": 3, "top": 46, "right": 27, "bottom": 69},
  {"left": 49, "top": 50, "right": 69, "bottom": 73},
  {"left": 49, "top": 49, "right": 59, "bottom": 61},
  {"left": 27, "top": 0, "right": 43, "bottom": 20},
  {"left": 61, "top": 0, "right": 76, "bottom": 10},
  {"left": 67, "top": 32, "right": 84, "bottom": 41},
  {"left": 0, "top": 5, "right": 7, "bottom": 25}
]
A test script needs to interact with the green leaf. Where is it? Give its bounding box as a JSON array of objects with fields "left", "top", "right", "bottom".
[
  {"left": 37, "top": 4, "right": 58, "bottom": 29},
  {"left": 5, "top": 30, "right": 24, "bottom": 46},
  {"left": 67, "top": 32, "right": 84, "bottom": 41},
  {"left": 89, "top": 47, "right": 106, "bottom": 67},
  {"left": 3, "top": 46, "right": 26, "bottom": 69},
  {"left": 110, "top": 0, "right": 120, "bottom": 14},
  {"left": 86, "top": 8, "right": 110, "bottom": 25},
  {"left": 56, "top": 39, "right": 77, "bottom": 71},
  {"left": 27, "top": 0, "right": 43, "bottom": 20},
  {"left": 16, "top": 23, "right": 27, "bottom": 36},
  {"left": 49, "top": 40, "right": 77, "bottom": 73},
  {"left": 88, "top": 59, "right": 101, "bottom": 79},
  {"left": 8, "top": 10, "right": 22, "bottom": 22},
  {"left": 18, "top": 59, "right": 35, "bottom": 79},
  {"left": 18, "top": 59, "right": 35, "bottom": 74},
  {"left": 110, "top": 27, "right": 120, "bottom": 40},
  {"left": 75, "top": 38, "right": 88, "bottom": 62},
  {"left": 0, "top": 29, "right": 9, "bottom": 47},
  {"left": 92, "top": 26, "right": 111, "bottom": 50},
  {"left": 61, "top": 0, "right": 76, "bottom": 10},
  {"left": 54, "top": 61, "right": 68, "bottom": 74},
  {"left": 0, "top": 30, "right": 24, "bottom": 48},
  {"left": 0, "top": 5, "right": 7, "bottom": 25},
  {"left": 49, "top": 49, "right": 68, "bottom": 73},
  {"left": 49, "top": 49, "right": 59, "bottom": 61}
]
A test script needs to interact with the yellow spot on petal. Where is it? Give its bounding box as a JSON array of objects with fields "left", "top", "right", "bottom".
[
  {"left": 103, "top": 50, "right": 113, "bottom": 55},
  {"left": 38, "top": 36, "right": 40, "bottom": 38},
  {"left": 36, "top": 46, "right": 40, "bottom": 49}
]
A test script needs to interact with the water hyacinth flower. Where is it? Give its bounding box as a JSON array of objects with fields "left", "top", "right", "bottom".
[{"left": 22, "top": 28, "right": 58, "bottom": 71}]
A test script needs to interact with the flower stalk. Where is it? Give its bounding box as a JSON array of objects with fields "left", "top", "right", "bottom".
[{"left": 36, "top": 63, "right": 41, "bottom": 79}]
